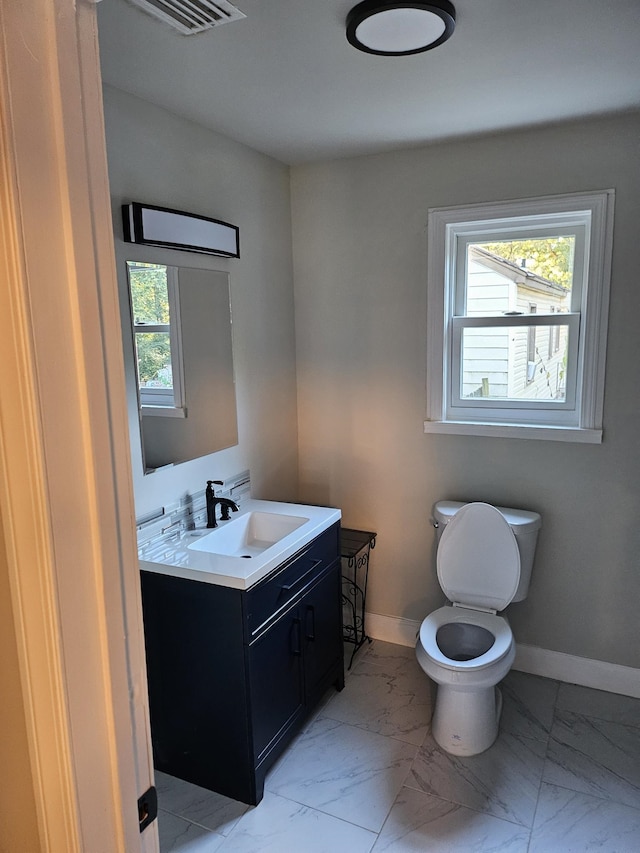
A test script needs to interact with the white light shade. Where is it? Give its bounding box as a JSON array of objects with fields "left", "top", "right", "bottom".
[
  {"left": 346, "top": 1, "right": 456, "bottom": 56},
  {"left": 141, "top": 208, "right": 238, "bottom": 256},
  {"left": 355, "top": 8, "right": 445, "bottom": 54}
]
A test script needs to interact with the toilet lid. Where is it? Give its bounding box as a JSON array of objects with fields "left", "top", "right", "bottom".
[{"left": 437, "top": 502, "right": 520, "bottom": 612}]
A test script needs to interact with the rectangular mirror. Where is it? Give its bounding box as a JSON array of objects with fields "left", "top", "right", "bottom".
[{"left": 125, "top": 261, "right": 238, "bottom": 473}]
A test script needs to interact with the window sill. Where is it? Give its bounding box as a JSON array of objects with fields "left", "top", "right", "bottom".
[
  {"left": 141, "top": 405, "right": 186, "bottom": 419},
  {"left": 423, "top": 420, "right": 602, "bottom": 444}
]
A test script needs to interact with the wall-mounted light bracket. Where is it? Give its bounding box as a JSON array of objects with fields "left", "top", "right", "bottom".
[{"left": 122, "top": 202, "right": 240, "bottom": 258}]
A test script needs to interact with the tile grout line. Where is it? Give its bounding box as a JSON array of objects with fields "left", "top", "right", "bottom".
[
  {"left": 258, "top": 788, "right": 383, "bottom": 838},
  {"left": 158, "top": 807, "right": 228, "bottom": 840}
]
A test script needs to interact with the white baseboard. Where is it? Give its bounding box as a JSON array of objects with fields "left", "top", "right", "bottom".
[
  {"left": 366, "top": 612, "right": 420, "bottom": 648},
  {"left": 365, "top": 611, "right": 640, "bottom": 699},
  {"left": 513, "top": 643, "right": 640, "bottom": 699}
]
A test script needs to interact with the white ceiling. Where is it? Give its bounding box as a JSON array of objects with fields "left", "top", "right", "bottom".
[{"left": 97, "top": 0, "right": 640, "bottom": 165}]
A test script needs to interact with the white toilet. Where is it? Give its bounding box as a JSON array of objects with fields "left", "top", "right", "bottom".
[{"left": 416, "top": 500, "right": 541, "bottom": 756}]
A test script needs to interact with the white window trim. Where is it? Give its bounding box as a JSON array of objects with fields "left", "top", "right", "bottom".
[
  {"left": 140, "top": 402, "right": 187, "bottom": 419},
  {"left": 425, "top": 190, "right": 615, "bottom": 443}
]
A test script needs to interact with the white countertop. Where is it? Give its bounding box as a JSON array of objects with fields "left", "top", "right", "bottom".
[{"left": 138, "top": 499, "right": 341, "bottom": 590}]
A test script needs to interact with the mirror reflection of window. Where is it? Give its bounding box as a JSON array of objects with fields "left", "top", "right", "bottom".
[
  {"left": 127, "top": 262, "right": 185, "bottom": 414},
  {"left": 122, "top": 263, "right": 239, "bottom": 473}
]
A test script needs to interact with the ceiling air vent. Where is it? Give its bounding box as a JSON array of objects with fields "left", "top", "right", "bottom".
[{"left": 126, "top": 0, "right": 246, "bottom": 35}]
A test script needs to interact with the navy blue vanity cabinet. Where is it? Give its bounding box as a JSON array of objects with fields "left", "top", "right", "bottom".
[
  {"left": 301, "top": 563, "right": 345, "bottom": 707},
  {"left": 140, "top": 521, "right": 343, "bottom": 806},
  {"left": 246, "top": 596, "right": 305, "bottom": 767}
]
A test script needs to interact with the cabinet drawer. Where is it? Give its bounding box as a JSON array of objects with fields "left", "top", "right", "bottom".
[{"left": 244, "top": 523, "right": 339, "bottom": 640}]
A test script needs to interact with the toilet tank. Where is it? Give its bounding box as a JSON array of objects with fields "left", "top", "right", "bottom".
[{"left": 433, "top": 500, "right": 542, "bottom": 602}]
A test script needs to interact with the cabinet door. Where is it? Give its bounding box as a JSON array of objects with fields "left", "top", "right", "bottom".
[
  {"left": 303, "top": 561, "right": 344, "bottom": 704},
  {"left": 248, "top": 607, "right": 304, "bottom": 764},
  {"left": 140, "top": 572, "right": 258, "bottom": 801}
]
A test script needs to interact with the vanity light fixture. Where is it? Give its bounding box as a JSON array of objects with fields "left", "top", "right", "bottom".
[
  {"left": 346, "top": 1, "right": 456, "bottom": 56},
  {"left": 122, "top": 202, "right": 239, "bottom": 258}
]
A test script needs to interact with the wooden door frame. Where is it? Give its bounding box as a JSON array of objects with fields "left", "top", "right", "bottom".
[{"left": 0, "top": 0, "right": 157, "bottom": 849}]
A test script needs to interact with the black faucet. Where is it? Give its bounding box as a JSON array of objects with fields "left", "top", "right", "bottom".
[
  {"left": 206, "top": 480, "right": 239, "bottom": 528},
  {"left": 217, "top": 497, "right": 239, "bottom": 521}
]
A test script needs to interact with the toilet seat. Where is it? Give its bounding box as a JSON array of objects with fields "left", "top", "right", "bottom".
[
  {"left": 437, "top": 502, "right": 520, "bottom": 612},
  {"left": 418, "top": 605, "right": 513, "bottom": 671}
]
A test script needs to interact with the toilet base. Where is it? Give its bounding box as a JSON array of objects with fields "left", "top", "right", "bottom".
[{"left": 432, "top": 684, "right": 503, "bottom": 756}]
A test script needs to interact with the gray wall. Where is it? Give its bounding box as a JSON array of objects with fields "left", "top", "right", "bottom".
[
  {"left": 103, "top": 87, "right": 299, "bottom": 515},
  {"left": 291, "top": 112, "right": 640, "bottom": 669},
  {"left": 104, "top": 84, "right": 640, "bottom": 670}
]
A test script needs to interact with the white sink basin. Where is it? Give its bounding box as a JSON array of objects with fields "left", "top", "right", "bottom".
[
  {"left": 139, "top": 498, "right": 341, "bottom": 590},
  {"left": 188, "top": 510, "right": 309, "bottom": 558}
]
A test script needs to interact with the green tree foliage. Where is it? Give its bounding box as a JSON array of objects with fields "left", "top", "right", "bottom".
[
  {"left": 130, "top": 263, "right": 170, "bottom": 323},
  {"left": 128, "top": 263, "right": 173, "bottom": 388},
  {"left": 478, "top": 236, "right": 575, "bottom": 289},
  {"left": 135, "top": 333, "right": 173, "bottom": 388}
]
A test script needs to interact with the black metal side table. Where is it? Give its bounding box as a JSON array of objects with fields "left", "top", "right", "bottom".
[{"left": 340, "top": 527, "right": 377, "bottom": 669}]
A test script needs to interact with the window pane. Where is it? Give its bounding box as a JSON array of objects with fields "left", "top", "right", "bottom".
[
  {"left": 466, "top": 237, "right": 574, "bottom": 317},
  {"left": 460, "top": 325, "right": 569, "bottom": 402},
  {"left": 134, "top": 332, "right": 173, "bottom": 390},
  {"left": 127, "top": 262, "right": 170, "bottom": 324}
]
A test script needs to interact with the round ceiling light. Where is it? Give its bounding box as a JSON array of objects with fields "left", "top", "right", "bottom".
[{"left": 346, "top": 1, "right": 456, "bottom": 56}]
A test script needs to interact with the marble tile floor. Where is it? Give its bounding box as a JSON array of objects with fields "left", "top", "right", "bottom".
[{"left": 156, "top": 640, "right": 640, "bottom": 852}]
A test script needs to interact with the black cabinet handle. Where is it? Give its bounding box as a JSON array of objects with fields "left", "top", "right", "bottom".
[
  {"left": 305, "top": 605, "right": 316, "bottom": 641},
  {"left": 291, "top": 617, "right": 302, "bottom": 656},
  {"left": 280, "top": 559, "right": 322, "bottom": 592}
]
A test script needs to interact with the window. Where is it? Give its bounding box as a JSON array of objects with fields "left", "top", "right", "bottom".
[
  {"left": 126, "top": 261, "right": 186, "bottom": 417},
  {"left": 425, "top": 191, "right": 614, "bottom": 442}
]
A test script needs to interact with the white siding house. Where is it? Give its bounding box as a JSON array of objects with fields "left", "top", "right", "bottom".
[{"left": 463, "top": 247, "right": 569, "bottom": 401}]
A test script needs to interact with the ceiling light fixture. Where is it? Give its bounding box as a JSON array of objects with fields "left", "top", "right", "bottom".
[{"left": 346, "top": 1, "right": 456, "bottom": 56}]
